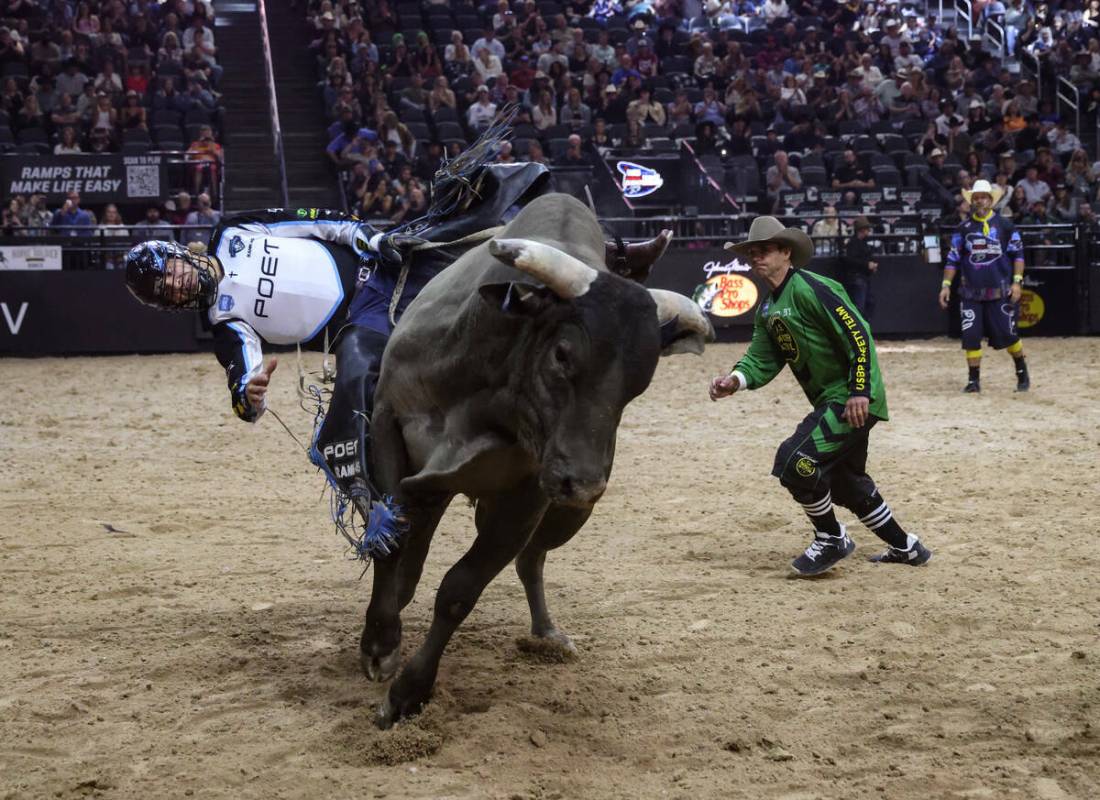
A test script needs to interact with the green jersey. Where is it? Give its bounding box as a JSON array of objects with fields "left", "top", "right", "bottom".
[{"left": 733, "top": 269, "right": 888, "bottom": 420}]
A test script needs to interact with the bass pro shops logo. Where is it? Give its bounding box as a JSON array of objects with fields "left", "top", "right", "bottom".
[
  {"left": 616, "top": 161, "right": 664, "bottom": 198},
  {"left": 228, "top": 235, "right": 246, "bottom": 258},
  {"left": 1018, "top": 289, "right": 1045, "bottom": 328}
]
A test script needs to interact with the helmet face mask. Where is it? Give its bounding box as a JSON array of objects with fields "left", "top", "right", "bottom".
[{"left": 125, "top": 240, "right": 220, "bottom": 312}]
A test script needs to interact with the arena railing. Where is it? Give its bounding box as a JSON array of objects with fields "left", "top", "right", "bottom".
[
  {"left": 982, "top": 18, "right": 1006, "bottom": 61},
  {"left": 954, "top": 0, "right": 975, "bottom": 41},
  {"left": 0, "top": 225, "right": 217, "bottom": 269},
  {"left": 1056, "top": 77, "right": 1082, "bottom": 146},
  {"left": 1020, "top": 49, "right": 1042, "bottom": 102}
]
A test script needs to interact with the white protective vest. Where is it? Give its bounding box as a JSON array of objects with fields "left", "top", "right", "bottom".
[{"left": 207, "top": 225, "right": 345, "bottom": 344}]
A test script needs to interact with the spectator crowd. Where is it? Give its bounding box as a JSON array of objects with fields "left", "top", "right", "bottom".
[
  {"left": 305, "top": 0, "right": 1100, "bottom": 229},
  {"left": 0, "top": 0, "right": 227, "bottom": 229}
]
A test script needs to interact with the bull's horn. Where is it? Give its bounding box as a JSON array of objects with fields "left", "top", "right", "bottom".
[
  {"left": 489, "top": 238, "right": 599, "bottom": 299},
  {"left": 605, "top": 229, "right": 673, "bottom": 283},
  {"left": 648, "top": 289, "right": 717, "bottom": 356}
]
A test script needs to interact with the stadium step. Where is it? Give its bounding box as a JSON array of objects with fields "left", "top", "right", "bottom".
[
  {"left": 213, "top": 0, "right": 283, "bottom": 210},
  {"left": 264, "top": 0, "right": 344, "bottom": 209}
]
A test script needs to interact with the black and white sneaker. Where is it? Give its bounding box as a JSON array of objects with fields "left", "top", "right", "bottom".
[
  {"left": 963, "top": 380, "right": 981, "bottom": 393},
  {"left": 790, "top": 527, "right": 856, "bottom": 577},
  {"left": 868, "top": 539, "right": 933, "bottom": 566}
]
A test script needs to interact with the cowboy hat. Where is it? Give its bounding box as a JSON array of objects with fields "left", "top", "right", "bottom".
[
  {"left": 961, "top": 178, "right": 1004, "bottom": 206},
  {"left": 724, "top": 216, "right": 814, "bottom": 268}
]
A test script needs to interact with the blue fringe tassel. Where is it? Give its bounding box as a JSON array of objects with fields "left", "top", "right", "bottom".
[
  {"left": 306, "top": 400, "right": 408, "bottom": 566},
  {"left": 357, "top": 493, "right": 409, "bottom": 560}
]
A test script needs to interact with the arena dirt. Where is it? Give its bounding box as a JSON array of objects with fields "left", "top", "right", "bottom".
[{"left": 2, "top": 338, "right": 1098, "bottom": 799}]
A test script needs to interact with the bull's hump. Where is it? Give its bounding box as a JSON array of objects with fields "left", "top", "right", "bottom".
[{"left": 500, "top": 194, "right": 606, "bottom": 269}]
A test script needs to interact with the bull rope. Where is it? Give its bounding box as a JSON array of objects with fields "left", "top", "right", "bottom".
[{"left": 386, "top": 226, "right": 504, "bottom": 328}]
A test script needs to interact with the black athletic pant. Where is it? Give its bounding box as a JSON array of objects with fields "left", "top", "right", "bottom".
[{"left": 314, "top": 325, "right": 390, "bottom": 490}]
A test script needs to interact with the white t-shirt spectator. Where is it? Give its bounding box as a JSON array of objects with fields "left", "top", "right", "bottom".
[
  {"left": 588, "top": 41, "right": 616, "bottom": 68},
  {"left": 1017, "top": 176, "right": 1052, "bottom": 205},
  {"left": 894, "top": 52, "right": 923, "bottom": 75},
  {"left": 763, "top": 0, "right": 789, "bottom": 22},
  {"left": 183, "top": 24, "right": 217, "bottom": 66},
  {"left": 467, "top": 98, "right": 498, "bottom": 129},
  {"left": 474, "top": 53, "right": 503, "bottom": 81},
  {"left": 471, "top": 36, "right": 505, "bottom": 60}
]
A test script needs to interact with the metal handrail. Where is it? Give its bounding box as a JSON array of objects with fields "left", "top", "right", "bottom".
[
  {"left": 257, "top": 0, "right": 289, "bottom": 208},
  {"left": 954, "top": 0, "right": 974, "bottom": 40},
  {"left": 1020, "top": 48, "right": 1041, "bottom": 101},
  {"left": 682, "top": 139, "right": 742, "bottom": 212},
  {"left": 1056, "top": 77, "right": 1082, "bottom": 147},
  {"left": 982, "top": 18, "right": 1005, "bottom": 60}
]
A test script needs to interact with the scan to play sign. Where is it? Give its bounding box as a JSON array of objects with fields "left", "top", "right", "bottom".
[
  {"left": 616, "top": 161, "right": 664, "bottom": 198},
  {"left": 1018, "top": 289, "right": 1045, "bottom": 328},
  {"left": 692, "top": 257, "right": 759, "bottom": 318}
]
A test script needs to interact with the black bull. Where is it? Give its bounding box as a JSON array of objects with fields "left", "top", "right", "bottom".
[{"left": 359, "top": 194, "right": 713, "bottom": 727}]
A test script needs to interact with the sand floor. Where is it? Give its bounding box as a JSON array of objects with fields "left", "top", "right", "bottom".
[{"left": 1, "top": 337, "right": 1098, "bottom": 800}]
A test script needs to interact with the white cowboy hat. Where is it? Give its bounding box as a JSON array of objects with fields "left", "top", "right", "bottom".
[
  {"left": 962, "top": 179, "right": 1004, "bottom": 206},
  {"left": 724, "top": 216, "right": 814, "bottom": 268}
]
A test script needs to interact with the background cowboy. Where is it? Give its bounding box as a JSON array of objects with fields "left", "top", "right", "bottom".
[
  {"left": 939, "top": 179, "right": 1030, "bottom": 393},
  {"left": 709, "top": 217, "right": 932, "bottom": 576}
]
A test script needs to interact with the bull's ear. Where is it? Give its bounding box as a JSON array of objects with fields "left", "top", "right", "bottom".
[{"left": 478, "top": 282, "right": 556, "bottom": 317}]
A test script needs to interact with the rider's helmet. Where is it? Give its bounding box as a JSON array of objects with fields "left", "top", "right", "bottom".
[{"left": 124, "top": 240, "right": 221, "bottom": 312}]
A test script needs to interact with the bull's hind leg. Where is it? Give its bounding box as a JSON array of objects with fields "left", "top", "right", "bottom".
[
  {"left": 515, "top": 503, "right": 592, "bottom": 654},
  {"left": 360, "top": 502, "right": 447, "bottom": 682},
  {"left": 377, "top": 478, "right": 549, "bottom": 728}
]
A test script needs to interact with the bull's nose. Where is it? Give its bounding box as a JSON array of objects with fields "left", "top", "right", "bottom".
[{"left": 556, "top": 476, "right": 607, "bottom": 507}]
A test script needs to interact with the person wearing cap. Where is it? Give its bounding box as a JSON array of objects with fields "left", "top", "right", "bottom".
[
  {"left": 939, "top": 179, "right": 1030, "bottom": 393},
  {"left": 838, "top": 215, "right": 879, "bottom": 320},
  {"left": 466, "top": 84, "right": 498, "bottom": 129},
  {"left": 709, "top": 217, "right": 932, "bottom": 575}
]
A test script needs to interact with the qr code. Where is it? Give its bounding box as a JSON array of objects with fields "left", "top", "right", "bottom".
[{"left": 126, "top": 165, "right": 160, "bottom": 198}]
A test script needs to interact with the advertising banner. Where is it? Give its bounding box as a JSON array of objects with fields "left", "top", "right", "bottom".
[
  {"left": 607, "top": 153, "right": 684, "bottom": 207},
  {"left": 0, "top": 154, "right": 166, "bottom": 205},
  {"left": 648, "top": 248, "right": 948, "bottom": 340},
  {"left": 0, "top": 270, "right": 199, "bottom": 354},
  {"left": 0, "top": 244, "right": 62, "bottom": 270}
]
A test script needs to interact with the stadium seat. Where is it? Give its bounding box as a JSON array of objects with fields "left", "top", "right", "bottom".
[
  {"left": 406, "top": 121, "right": 431, "bottom": 140},
  {"left": 431, "top": 106, "right": 458, "bottom": 125},
  {"left": 802, "top": 166, "right": 829, "bottom": 186},
  {"left": 872, "top": 166, "right": 903, "bottom": 186},
  {"left": 548, "top": 137, "right": 570, "bottom": 159},
  {"left": 836, "top": 120, "right": 866, "bottom": 138},
  {"left": 435, "top": 121, "right": 465, "bottom": 141}
]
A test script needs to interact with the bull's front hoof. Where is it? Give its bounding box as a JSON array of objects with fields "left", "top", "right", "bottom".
[
  {"left": 516, "top": 629, "right": 579, "bottom": 663},
  {"left": 361, "top": 646, "right": 402, "bottom": 683},
  {"left": 375, "top": 685, "right": 430, "bottom": 730}
]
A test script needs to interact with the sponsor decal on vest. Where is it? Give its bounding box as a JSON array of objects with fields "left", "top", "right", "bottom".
[
  {"left": 769, "top": 316, "right": 800, "bottom": 361},
  {"left": 965, "top": 231, "right": 1002, "bottom": 265},
  {"left": 218, "top": 294, "right": 235, "bottom": 312},
  {"left": 228, "top": 235, "right": 245, "bottom": 257}
]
